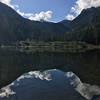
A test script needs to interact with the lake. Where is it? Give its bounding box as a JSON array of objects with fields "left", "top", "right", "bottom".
[{"left": 0, "top": 48, "right": 100, "bottom": 100}]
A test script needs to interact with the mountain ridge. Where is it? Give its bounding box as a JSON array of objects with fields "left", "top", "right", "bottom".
[{"left": 0, "top": 2, "right": 100, "bottom": 44}]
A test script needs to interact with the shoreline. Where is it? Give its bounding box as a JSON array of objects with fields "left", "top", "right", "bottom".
[{"left": 0, "top": 43, "right": 100, "bottom": 53}]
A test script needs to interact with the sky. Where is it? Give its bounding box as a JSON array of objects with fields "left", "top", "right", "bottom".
[{"left": 0, "top": 0, "right": 100, "bottom": 22}]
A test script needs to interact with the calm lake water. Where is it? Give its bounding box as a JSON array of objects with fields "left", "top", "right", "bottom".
[
  {"left": 0, "top": 48, "right": 100, "bottom": 89},
  {"left": 0, "top": 48, "right": 100, "bottom": 100}
]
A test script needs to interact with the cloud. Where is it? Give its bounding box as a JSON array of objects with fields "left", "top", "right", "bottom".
[
  {"left": 72, "top": 0, "right": 100, "bottom": 15},
  {"left": 66, "top": 0, "right": 100, "bottom": 20},
  {"left": 0, "top": 0, "right": 11, "bottom": 5},
  {"left": 0, "top": 0, "right": 19, "bottom": 9},
  {"left": 17, "top": 9, "right": 34, "bottom": 17},
  {"left": 17, "top": 10, "right": 53, "bottom": 21},
  {"left": 66, "top": 14, "right": 75, "bottom": 20},
  {"left": 0, "top": 0, "right": 53, "bottom": 21},
  {"left": 28, "top": 11, "right": 53, "bottom": 21}
]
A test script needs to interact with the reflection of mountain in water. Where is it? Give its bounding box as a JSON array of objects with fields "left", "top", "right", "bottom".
[
  {"left": 0, "top": 49, "right": 100, "bottom": 89},
  {"left": 0, "top": 69, "right": 100, "bottom": 100}
]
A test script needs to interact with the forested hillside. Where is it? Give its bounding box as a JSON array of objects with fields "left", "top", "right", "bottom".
[{"left": 0, "top": 2, "right": 100, "bottom": 45}]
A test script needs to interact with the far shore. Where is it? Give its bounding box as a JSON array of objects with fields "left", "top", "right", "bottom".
[{"left": 0, "top": 41, "right": 100, "bottom": 52}]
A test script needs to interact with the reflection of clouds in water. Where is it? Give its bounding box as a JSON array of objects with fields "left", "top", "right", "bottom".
[
  {"left": 17, "top": 71, "right": 52, "bottom": 82},
  {"left": 66, "top": 72, "right": 100, "bottom": 100},
  {"left": 0, "top": 69, "right": 100, "bottom": 100},
  {"left": 0, "top": 86, "right": 15, "bottom": 98},
  {"left": 0, "top": 70, "right": 52, "bottom": 99}
]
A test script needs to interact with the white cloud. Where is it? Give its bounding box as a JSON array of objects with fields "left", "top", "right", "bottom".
[
  {"left": 17, "top": 9, "right": 34, "bottom": 17},
  {"left": 72, "top": 0, "right": 100, "bottom": 15},
  {"left": 0, "top": 0, "right": 19, "bottom": 9},
  {"left": 66, "top": 14, "right": 75, "bottom": 20},
  {"left": 0, "top": 0, "right": 53, "bottom": 21},
  {"left": 0, "top": 0, "right": 11, "bottom": 5},
  {"left": 29, "top": 11, "right": 53, "bottom": 21},
  {"left": 66, "top": 0, "right": 100, "bottom": 20},
  {"left": 17, "top": 10, "right": 53, "bottom": 21}
]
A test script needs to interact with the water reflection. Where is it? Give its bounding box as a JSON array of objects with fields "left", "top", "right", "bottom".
[
  {"left": 0, "top": 70, "right": 87, "bottom": 100},
  {"left": 0, "top": 48, "right": 99, "bottom": 89}
]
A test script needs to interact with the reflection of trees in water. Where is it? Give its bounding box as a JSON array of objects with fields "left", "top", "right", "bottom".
[{"left": 0, "top": 49, "right": 99, "bottom": 88}]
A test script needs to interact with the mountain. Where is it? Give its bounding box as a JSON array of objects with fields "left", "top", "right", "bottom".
[
  {"left": 0, "top": 2, "right": 100, "bottom": 44},
  {"left": 64, "top": 7, "right": 100, "bottom": 44},
  {"left": 71, "top": 7, "right": 100, "bottom": 29},
  {"left": 58, "top": 20, "right": 71, "bottom": 29},
  {"left": 0, "top": 2, "right": 25, "bottom": 43},
  {"left": 0, "top": 2, "right": 67, "bottom": 44},
  {"left": 59, "top": 7, "right": 100, "bottom": 31}
]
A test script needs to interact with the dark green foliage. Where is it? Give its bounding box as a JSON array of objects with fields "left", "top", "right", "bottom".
[
  {"left": 65, "top": 7, "right": 100, "bottom": 44},
  {"left": 0, "top": 2, "right": 100, "bottom": 45}
]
